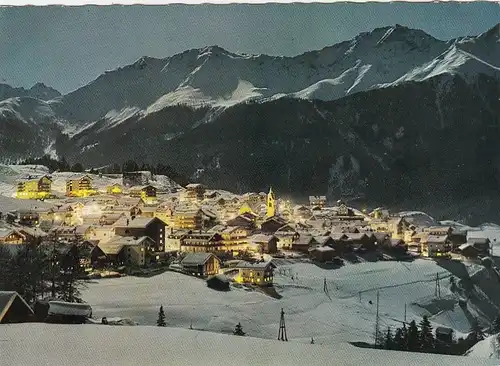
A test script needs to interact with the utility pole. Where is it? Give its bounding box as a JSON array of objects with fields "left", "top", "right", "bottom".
[
  {"left": 435, "top": 272, "right": 441, "bottom": 298},
  {"left": 278, "top": 308, "right": 288, "bottom": 341},
  {"left": 374, "top": 291, "right": 380, "bottom": 347},
  {"left": 404, "top": 303, "right": 407, "bottom": 323}
]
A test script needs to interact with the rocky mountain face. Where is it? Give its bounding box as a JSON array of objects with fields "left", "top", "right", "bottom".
[
  {"left": 0, "top": 23, "right": 499, "bottom": 220},
  {"left": 0, "top": 83, "right": 61, "bottom": 101}
]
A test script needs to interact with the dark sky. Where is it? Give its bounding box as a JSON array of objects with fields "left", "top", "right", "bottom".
[{"left": 0, "top": 3, "right": 498, "bottom": 94}]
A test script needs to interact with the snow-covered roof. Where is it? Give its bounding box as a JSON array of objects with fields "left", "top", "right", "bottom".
[
  {"left": 181, "top": 252, "right": 217, "bottom": 266},
  {"left": 0, "top": 291, "right": 34, "bottom": 322},
  {"left": 48, "top": 301, "right": 92, "bottom": 317},
  {"left": 113, "top": 217, "right": 158, "bottom": 229}
]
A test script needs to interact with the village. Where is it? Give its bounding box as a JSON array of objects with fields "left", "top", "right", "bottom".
[{"left": 1, "top": 165, "right": 498, "bottom": 349}]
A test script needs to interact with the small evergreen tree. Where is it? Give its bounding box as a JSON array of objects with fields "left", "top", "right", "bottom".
[
  {"left": 310, "top": 337, "right": 315, "bottom": 344},
  {"left": 449, "top": 276, "right": 456, "bottom": 292},
  {"left": 407, "top": 320, "right": 420, "bottom": 352},
  {"left": 384, "top": 327, "right": 394, "bottom": 350},
  {"left": 419, "top": 315, "right": 435, "bottom": 353},
  {"left": 393, "top": 327, "right": 404, "bottom": 351},
  {"left": 157, "top": 306, "right": 166, "bottom": 327},
  {"left": 233, "top": 322, "right": 245, "bottom": 336}
]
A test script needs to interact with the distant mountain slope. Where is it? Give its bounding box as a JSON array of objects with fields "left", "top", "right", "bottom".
[{"left": 0, "top": 82, "right": 61, "bottom": 101}]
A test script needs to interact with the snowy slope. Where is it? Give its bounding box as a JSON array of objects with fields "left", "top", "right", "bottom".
[
  {"left": 2, "top": 323, "right": 492, "bottom": 366},
  {"left": 467, "top": 333, "right": 500, "bottom": 359},
  {"left": 0, "top": 97, "right": 57, "bottom": 123},
  {"left": 46, "top": 24, "right": 498, "bottom": 129},
  {"left": 83, "top": 259, "right": 473, "bottom": 344}
]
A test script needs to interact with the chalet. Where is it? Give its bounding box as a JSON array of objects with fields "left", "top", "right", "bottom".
[
  {"left": 48, "top": 225, "right": 91, "bottom": 241},
  {"left": 347, "top": 232, "right": 375, "bottom": 251},
  {"left": 369, "top": 219, "right": 389, "bottom": 233},
  {"left": 98, "top": 236, "right": 152, "bottom": 266},
  {"left": 135, "top": 206, "right": 157, "bottom": 218},
  {"left": 309, "top": 196, "right": 327, "bottom": 208},
  {"left": 388, "top": 217, "right": 411, "bottom": 240},
  {"left": 129, "top": 185, "right": 157, "bottom": 204},
  {"left": 17, "top": 226, "right": 48, "bottom": 241},
  {"left": 106, "top": 183, "right": 123, "bottom": 195},
  {"left": 422, "top": 235, "right": 451, "bottom": 257},
  {"left": 87, "top": 225, "right": 115, "bottom": 244},
  {"left": 0, "top": 291, "right": 35, "bottom": 323},
  {"left": 173, "top": 208, "right": 203, "bottom": 230},
  {"left": 467, "top": 237, "right": 491, "bottom": 256},
  {"left": 47, "top": 205, "right": 75, "bottom": 225},
  {"left": 165, "top": 229, "right": 188, "bottom": 252},
  {"left": 154, "top": 205, "right": 174, "bottom": 226},
  {"left": 387, "top": 238, "right": 407, "bottom": 253},
  {"left": 226, "top": 214, "right": 256, "bottom": 230},
  {"left": 425, "top": 226, "right": 453, "bottom": 236},
  {"left": 322, "top": 233, "right": 347, "bottom": 253},
  {"left": 309, "top": 246, "right": 336, "bottom": 263},
  {"left": 180, "top": 252, "right": 221, "bottom": 277},
  {"left": 79, "top": 240, "right": 108, "bottom": 268},
  {"left": 435, "top": 327, "right": 454, "bottom": 344},
  {"left": 66, "top": 175, "right": 96, "bottom": 197},
  {"left": 206, "top": 274, "right": 230, "bottom": 291},
  {"left": 372, "top": 232, "right": 391, "bottom": 247},
  {"left": 234, "top": 261, "right": 276, "bottom": 286},
  {"left": 261, "top": 216, "right": 287, "bottom": 234},
  {"left": 292, "top": 234, "right": 317, "bottom": 253},
  {"left": 99, "top": 213, "right": 126, "bottom": 226},
  {"left": 274, "top": 224, "right": 299, "bottom": 250},
  {"left": 293, "top": 205, "right": 313, "bottom": 220},
  {"left": 0, "top": 228, "right": 25, "bottom": 244},
  {"left": 17, "top": 210, "right": 40, "bottom": 227},
  {"left": 221, "top": 226, "right": 249, "bottom": 254},
  {"left": 449, "top": 230, "right": 467, "bottom": 249},
  {"left": 185, "top": 183, "right": 206, "bottom": 202},
  {"left": 113, "top": 216, "right": 166, "bottom": 252},
  {"left": 458, "top": 243, "right": 480, "bottom": 259},
  {"left": 247, "top": 234, "right": 278, "bottom": 254},
  {"left": 180, "top": 232, "right": 223, "bottom": 253},
  {"left": 16, "top": 175, "right": 52, "bottom": 200}
]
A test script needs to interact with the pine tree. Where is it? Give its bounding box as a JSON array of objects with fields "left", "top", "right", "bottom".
[
  {"left": 157, "top": 306, "right": 166, "bottom": 327},
  {"left": 407, "top": 320, "right": 420, "bottom": 352},
  {"left": 401, "top": 323, "right": 409, "bottom": 350},
  {"left": 384, "top": 327, "right": 394, "bottom": 350},
  {"left": 419, "top": 315, "right": 435, "bottom": 353},
  {"left": 393, "top": 327, "right": 404, "bottom": 351},
  {"left": 233, "top": 322, "right": 245, "bottom": 336}
]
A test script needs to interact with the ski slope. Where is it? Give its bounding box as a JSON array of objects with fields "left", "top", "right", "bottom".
[{"left": 83, "top": 259, "right": 474, "bottom": 344}]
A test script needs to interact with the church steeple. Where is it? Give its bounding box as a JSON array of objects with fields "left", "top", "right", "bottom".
[{"left": 266, "top": 186, "right": 275, "bottom": 218}]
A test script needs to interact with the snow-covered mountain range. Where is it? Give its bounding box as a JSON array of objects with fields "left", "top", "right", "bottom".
[{"left": 0, "top": 23, "right": 499, "bottom": 223}]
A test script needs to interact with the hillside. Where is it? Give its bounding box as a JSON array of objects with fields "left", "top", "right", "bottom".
[{"left": 3, "top": 323, "right": 493, "bottom": 366}]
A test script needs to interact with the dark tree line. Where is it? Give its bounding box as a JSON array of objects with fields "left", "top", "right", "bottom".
[
  {"left": 381, "top": 315, "right": 485, "bottom": 356},
  {"left": 0, "top": 235, "right": 86, "bottom": 304}
]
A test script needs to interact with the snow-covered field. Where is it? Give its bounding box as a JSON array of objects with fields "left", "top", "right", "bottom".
[
  {"left": 83, "top": 259, "right": 474, "bottom": 345},
  {"left": 468, "top": 333, "right": 500, "bottom": 359},
  {"left": 2, "top": 323, "right": 492, "bottom": 366}
]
